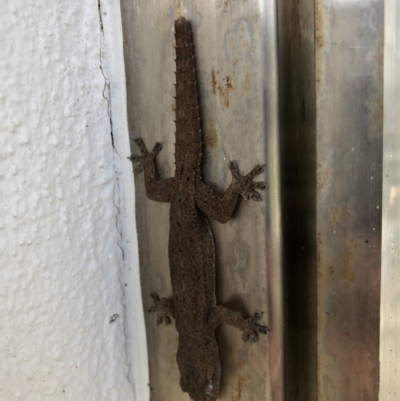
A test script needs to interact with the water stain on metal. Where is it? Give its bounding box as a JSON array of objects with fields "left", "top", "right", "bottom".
[
  {"left": 317, "top": 226, "right": 381, "bottom": 400},
  {"left": 321, "top": 373, "right": 335, "bottom": 401},
  {"left": 364, "top": 30, "right": 384, "bottom": 141},
  {"left": 226, "top": 234, "right": 250, "bottom": 274},
  {"left": 204, "top": 120, "right": 221, "bottom": 151},
  {"left": 225, "top": 20, "right": 252, "bottom": 63},
  {"left": 315, "top": 0, "right": 329, "bottom": 100},
  {"left": 221, "top": 0, "right": 248, "bottom": 14},
  {"left": 317, "top": 232, "right": 323, "bottom": 278},
  {"left": 211, "top": 21, "right": 256, "bottom": 109},
  {"left": 174, "top": 0, "right": 184, "bottom": 16},
  {"left": 317, "top": 162, "right": 332, "bottom": 195}
]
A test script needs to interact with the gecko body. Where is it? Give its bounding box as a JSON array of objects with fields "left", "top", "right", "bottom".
[{"left": 131, "top": 17, "right": 268, "bottom": 401}]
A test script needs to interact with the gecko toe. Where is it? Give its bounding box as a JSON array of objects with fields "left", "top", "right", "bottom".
[
  {"left": 249, "top": 164, "right": 265, "bottom": 178},
  {"left": 228, "top": 161, "right": 240, "bottom": 179},
  {"left": 240, "top": 188, "right": 263, "bottom": 202},
  {"left": 242, "top": 331, "right": 258, "bottom": 343},
  {"left": 152, "top": 142, "right": 163, "bottom": 155},
  {"left": 248, "top": 190, "right": 263, "bottom": 201},
  {"left": 240, "top": 311, "right": 269, "bottom": 341},
  {"left": 128, "top": 153, "right": 144, "bottom": 174},
  {"left": 257, "top": 325, "right": 270, "bottom": 335},
  {"left": 253, "top": 181, "right": 267, "bottom": 190},
  {"left": 252, "top": 311, "right": 269, "bottom": 335},
  {"left": 134, "top": 137, "right": 149, "bottom": 155}
]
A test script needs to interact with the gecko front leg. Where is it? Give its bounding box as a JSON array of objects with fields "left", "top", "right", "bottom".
[
  {"left": 129, "top": 138, "right": 172, "bottom": 202},
  {"left": 208, "top": 306, "right": 269, "bottom": 342},
  {"left": 195, "top": 161, "right": 266, "bottom": 223}
]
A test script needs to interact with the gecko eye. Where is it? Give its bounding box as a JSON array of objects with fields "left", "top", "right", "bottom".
[{"left": 204, "top": 382, "right": 214, "bottom": 396}]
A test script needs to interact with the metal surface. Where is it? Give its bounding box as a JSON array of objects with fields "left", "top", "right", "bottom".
[
  {"left": 380, "top": 2, "right": 400, "bottom": 399},
  {"left": 120, "top": 0, "right": 388, "bottom": 399},
  {"left": 315, "top": 1, "right": 383, "bottom": 400},
  {"left": 277, "top": 0, "right": 317, "bottom": 400},
  {"left": 120, "top": 1, "right": 282, "bottom": 400}
]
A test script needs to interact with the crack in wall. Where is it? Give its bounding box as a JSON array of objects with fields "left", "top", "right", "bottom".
[
  {"left": 97, "top": 0, "right": 104, "bottom": 33},
  {"left": 97, "top": 0, "right": 136, "bottom": 395},
  {"left": 98, "top": 0, "right": 115, "bottom": 151}
]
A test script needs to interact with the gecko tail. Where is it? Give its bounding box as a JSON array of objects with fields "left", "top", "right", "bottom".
[{"left": 174, "top": 17, "right": 202, "bottom": 141}]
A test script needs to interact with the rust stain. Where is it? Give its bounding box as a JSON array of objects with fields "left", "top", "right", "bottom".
[
  {"left": 211, "top": 70, "right": 235, "bottom": 108},
  {"left": 218, "top": 75, "right": 234, "bottom": 108},
  {"left": 330, "top": 206, "right": 339, "bottom": 225},
  {"left": 329, "top": 265, "right": 335, "bottom": 280},
  {"left": 224, "top": 0, "right": 232, "bottom": 10},
  {"left": 211, "top": 70, "right": 217, "bottom": 94},
  {"left": 314, "top": 0, "right": 326, "bottom": 50},
  {"left": 233, "top": 375, "right": 248, "bottom": 400},
  {"left": 204, "top": 121, "right": 220, "bottom": 150},
  {"left": 317, "top": 232, "right": 323, "bottom": 279},
  {"left": 330, "top": 206, "right": 352, "bottom": 225},
  {"left": 343, "top": 207, "right": 351, "bottom": 218}
]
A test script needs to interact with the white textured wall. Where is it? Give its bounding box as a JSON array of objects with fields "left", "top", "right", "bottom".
[{"left": 0, "top": 1, "right": 149, "bottom": 400}]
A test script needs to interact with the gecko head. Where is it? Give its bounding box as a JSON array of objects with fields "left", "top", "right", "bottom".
[{"left": 177, "top": 338, "right": 221, "bottom": 401}]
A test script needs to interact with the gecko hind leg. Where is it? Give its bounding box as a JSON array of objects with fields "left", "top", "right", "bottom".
[
  {"left": 149, "top": 292, "right": 175, "bottom": 326},
  {"left": 209, "top": 305, "right": 269, "bottom": 343}
]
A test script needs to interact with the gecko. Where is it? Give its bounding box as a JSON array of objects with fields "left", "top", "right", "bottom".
[{"left": 130, "top": 17, "right": 269, "bottom": 401}]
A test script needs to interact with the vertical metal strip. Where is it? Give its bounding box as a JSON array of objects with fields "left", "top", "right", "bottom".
[
  {"left": 277, "top": 0, "right": 317, "bottom": 399},
  {"left": 315, "top": 1, "right": 383, "bottom": 400},
  {"left": 119, "top": 1, "right": 284, "bottom": 400},
  {"left": 380, "top": 2, "right": 400, "bottom": 399},
  {"left": 260, "top": 2, "right": 285, "bottom": 401}
]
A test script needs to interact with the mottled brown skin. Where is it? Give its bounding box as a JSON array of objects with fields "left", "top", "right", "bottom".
[{"left": 131, "top": 17, "right": 269, "bottom": 401}]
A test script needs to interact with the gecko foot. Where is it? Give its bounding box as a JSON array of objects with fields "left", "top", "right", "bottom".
[
  {"left": 228, "top": 161, "right": 267, "bottom": 201},
  {"left": 209, "top": 305, "right": 269, "bottom": 342},
  {"left": 149, "top": 291, "right": 175, "bottom": 326},
  {"left": 241, "top": 311, "right": 270, "bottom": 343},
  {"left": 128, "top": 138, "right": 162, "bottom": 173}
]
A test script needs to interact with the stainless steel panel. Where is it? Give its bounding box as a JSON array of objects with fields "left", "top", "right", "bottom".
[
  {"left": 315, "top": 1, "right": 383, "bottom": 400},
  {"left": 380, "top": 1, "right": 400, "bottom": 399},
  {"left": 120, "top": 1, "right": 283, "bottom": 400}
]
